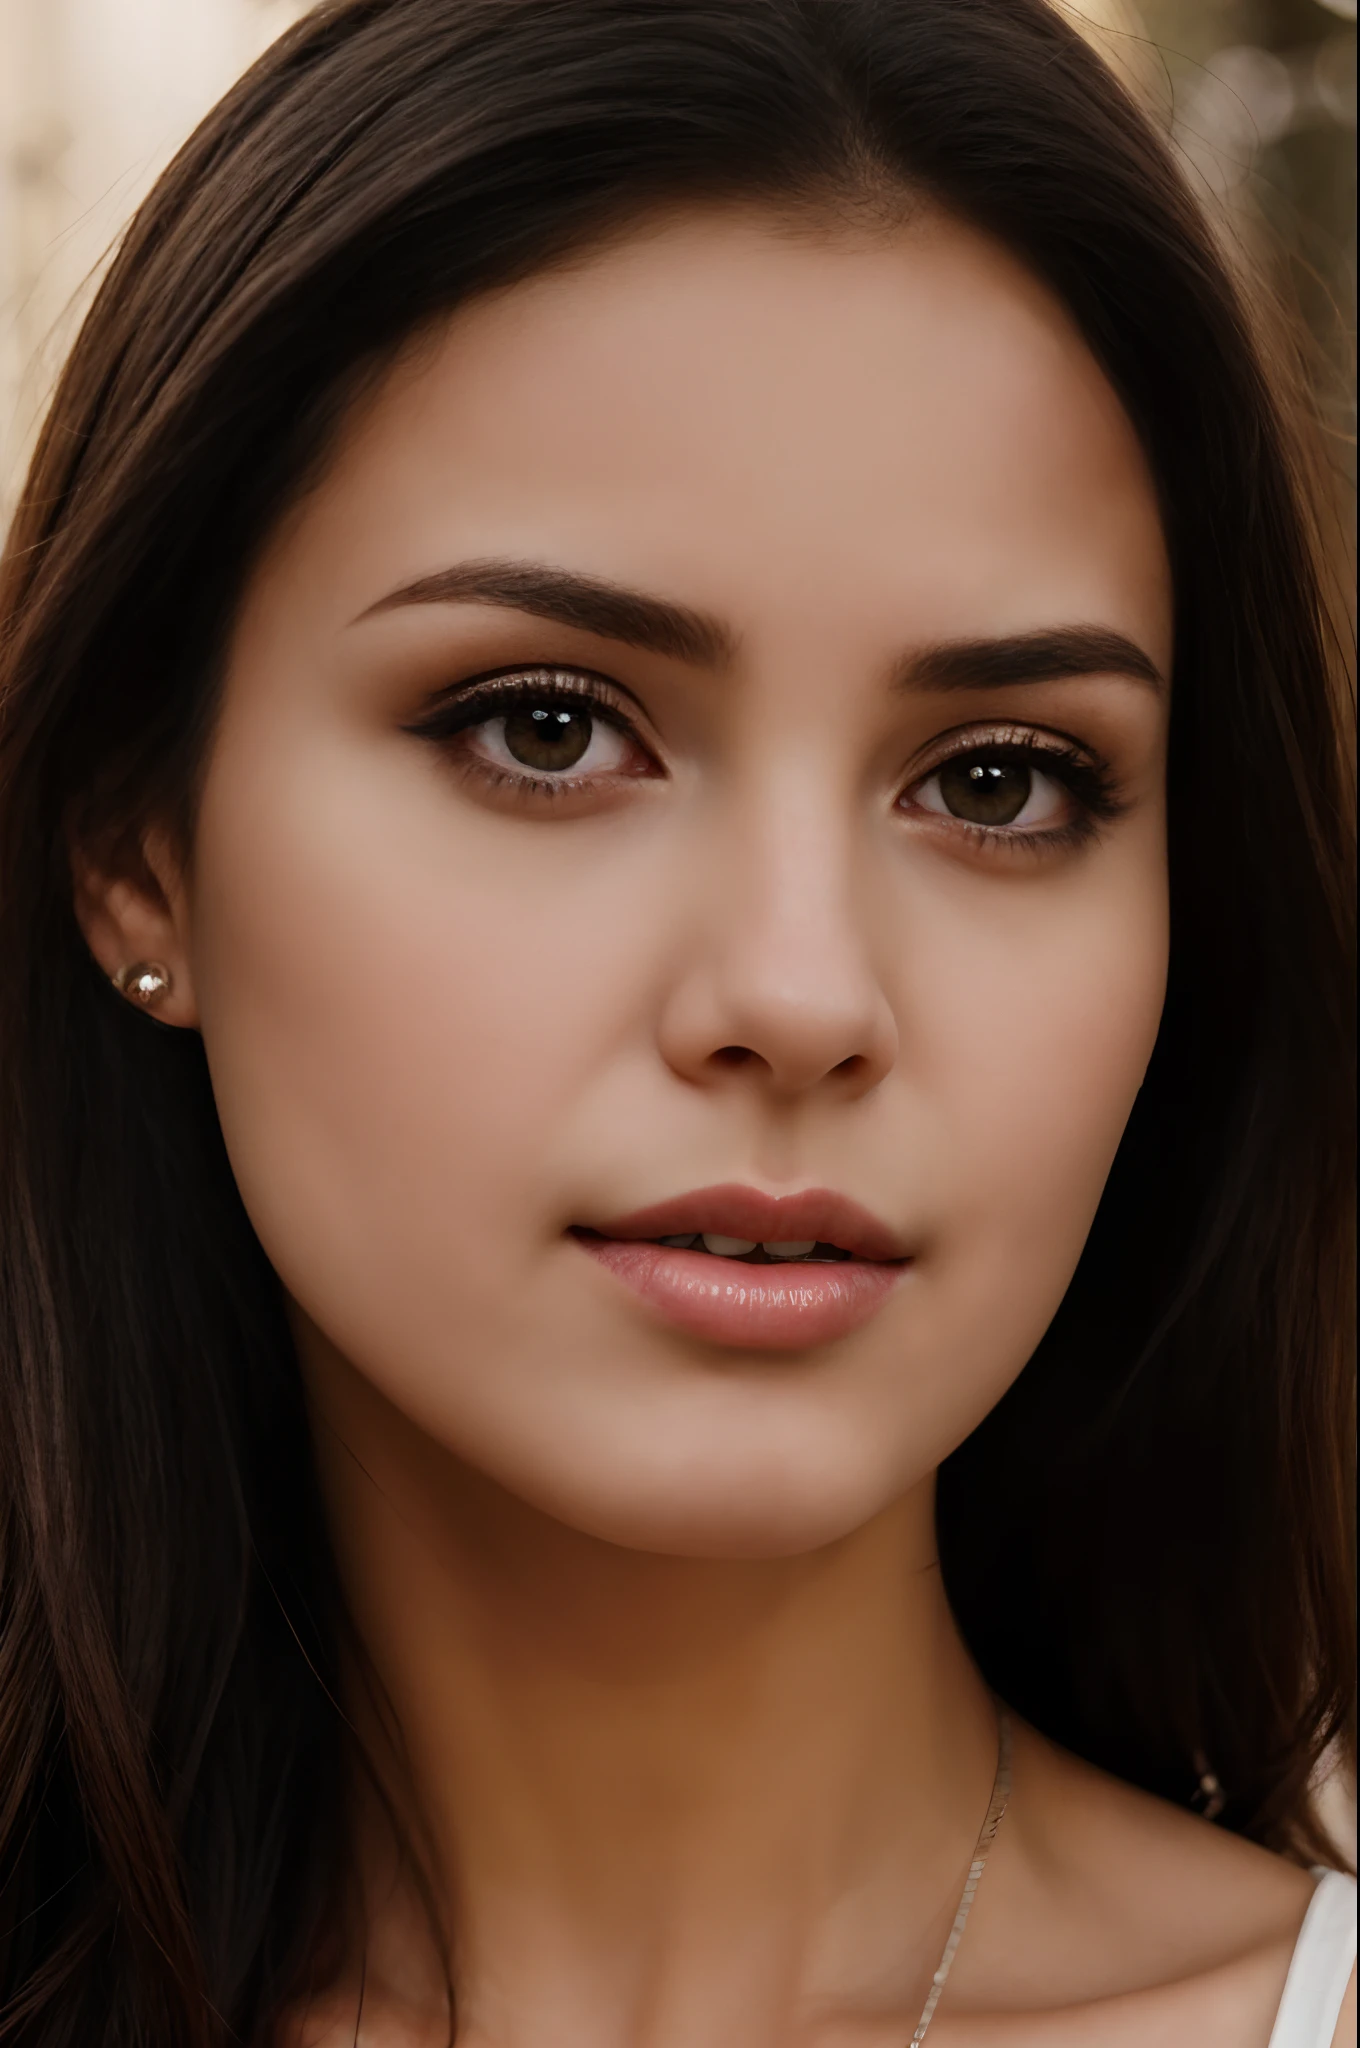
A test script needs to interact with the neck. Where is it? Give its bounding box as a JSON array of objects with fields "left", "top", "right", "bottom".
[{"left": 306, "top": 1332, "right": 1000, "bottom": 2048}]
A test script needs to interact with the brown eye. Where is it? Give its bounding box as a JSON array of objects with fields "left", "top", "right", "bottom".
[
  {"left": 936, "top": 757, "right": 1033, "bottom": 826},
  {"left": 502, "top": 703, "right": 594, "bottom": 771}
]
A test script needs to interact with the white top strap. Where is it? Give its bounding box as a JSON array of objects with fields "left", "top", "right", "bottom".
[{"left": 1267, "top": 1871, "right": 1357, "bottom": 2048}]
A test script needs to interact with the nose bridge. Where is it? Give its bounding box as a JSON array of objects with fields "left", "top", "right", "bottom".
[{"left": 662, "top": 761, "right": 898, "bottom": 1095}]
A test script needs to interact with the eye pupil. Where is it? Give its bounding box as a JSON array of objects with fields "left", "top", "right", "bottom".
[
  {"left": 939, "top": 757, "right": 1032, "bottom": 826},
  {"left": 503, "top": 703, "right": 593, "bottom": 771}
]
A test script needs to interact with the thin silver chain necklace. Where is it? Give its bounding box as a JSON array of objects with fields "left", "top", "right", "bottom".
[{"left": 907, "top": 1707, "right": 1013, "bottom": 2045}]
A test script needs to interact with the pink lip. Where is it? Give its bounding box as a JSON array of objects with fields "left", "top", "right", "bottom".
[{"left": 574, "top": 1183, "right": 909, "bottom": 1351}]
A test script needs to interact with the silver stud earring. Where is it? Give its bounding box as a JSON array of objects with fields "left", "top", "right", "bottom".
[{"left": 112, "top": 961, "right": 173, "bottom": 1008}]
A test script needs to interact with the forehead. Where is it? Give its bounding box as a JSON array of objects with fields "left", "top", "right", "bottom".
[{"left": 267, "top": 207, "right": 1171, "bottom": 666}]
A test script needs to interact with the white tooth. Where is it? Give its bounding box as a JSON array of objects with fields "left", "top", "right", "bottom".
[
  {"left": 658, "top": 1234, "right": 695, "bottom": 1247},
  {"left": 763, "top": 1240, "right": 817, "bottom": 1258},
  {"left": 701, "top": 1234, "right": 757, "bottom": 1256}
]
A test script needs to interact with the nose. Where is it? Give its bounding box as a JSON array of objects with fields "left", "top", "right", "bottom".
[{"left": 656, "top": 796, "right": 898, "bottom": 1100}]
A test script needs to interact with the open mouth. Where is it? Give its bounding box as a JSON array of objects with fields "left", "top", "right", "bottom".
[
  {"left": 577, "top": 1182, "right": 905, "bottom": 1266},
  {"left": 575, "top": 1229, "right": 853, "bottom": 1265}
]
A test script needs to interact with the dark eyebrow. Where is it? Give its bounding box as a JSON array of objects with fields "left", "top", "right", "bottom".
[
  {"left": 354, "top": 556, "right": 735, "bottom": 668},
  {"left": 898, "top": 626, "right": 1164, "bottom": 694}
]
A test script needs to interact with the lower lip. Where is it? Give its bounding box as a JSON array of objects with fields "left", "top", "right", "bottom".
[{"left": 576, "top": 1238, "right": 906, "bottom": 1350}]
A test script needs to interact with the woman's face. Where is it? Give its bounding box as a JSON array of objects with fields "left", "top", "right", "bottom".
[{"left": 180, "top": 208, "right": 1171, "bottom": 1556}]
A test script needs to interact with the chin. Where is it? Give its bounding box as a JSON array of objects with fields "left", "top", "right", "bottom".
[{"left": 515, "top": 1434, "right": 908, "bottom": 1560}]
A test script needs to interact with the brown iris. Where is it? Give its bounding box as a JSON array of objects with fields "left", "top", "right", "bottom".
[
  {"left": 938, "top": 756, "right": 1032, "bottom": 826},
  {"left": 502, "top": 703, "right": 593, "bottom": 772}
]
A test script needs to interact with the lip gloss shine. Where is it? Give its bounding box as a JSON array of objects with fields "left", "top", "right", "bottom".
[{"left": 578, "top": 1236, "right": 905, "bottom": 1348}]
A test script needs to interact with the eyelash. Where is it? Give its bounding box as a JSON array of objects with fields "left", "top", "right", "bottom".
[
  {"left": 905, "top": 727, "right": 1125, "bottom": 855},
  {"left": 406, "top": 669, "right": 646, "bottom": 799},
  {"left": 407, "top": 670, "right": 1124, "bottom": 846}
]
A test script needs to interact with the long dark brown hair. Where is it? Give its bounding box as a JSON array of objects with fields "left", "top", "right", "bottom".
[{"left": 0, "top": 1, "right": 1353, "bottom": 2040}]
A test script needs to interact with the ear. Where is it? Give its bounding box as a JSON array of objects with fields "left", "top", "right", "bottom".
[{"left": 70, "top": 826, "right": 201, "bottom": 1029}]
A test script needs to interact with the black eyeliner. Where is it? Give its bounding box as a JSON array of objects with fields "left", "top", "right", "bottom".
[{"left": 404, "top": 665, "right": 645, "bottom": 742}]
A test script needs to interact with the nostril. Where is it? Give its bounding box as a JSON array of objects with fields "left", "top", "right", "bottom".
[
  {"left": 832, "top": 1053, "right": 864, "bottom": 1076},
  {"left": 713, "top": 1045, "right": 757, "bottom": 1067}
]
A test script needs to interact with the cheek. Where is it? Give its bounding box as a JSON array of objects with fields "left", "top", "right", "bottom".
[
  {"left": 187, "top": 728, "right": 652, "bottom": 1340},
  {"left": 897, "top": 836, "right": 1168, "bottom": 1416}
]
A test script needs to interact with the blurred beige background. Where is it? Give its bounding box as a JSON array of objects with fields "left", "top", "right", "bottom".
[{"left": 0, "top": 0, "right": 311, "bottom": 516}]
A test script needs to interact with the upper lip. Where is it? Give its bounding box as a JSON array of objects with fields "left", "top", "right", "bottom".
[{"left": 582, "top": 1183, "right": 907, "bottom": 1263}]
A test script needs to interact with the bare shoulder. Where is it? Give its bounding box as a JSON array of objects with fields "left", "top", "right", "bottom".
[
  {"left": 1334, "top": 1967, "right": 1357, "bottom": 2048},
  {"left": 967, "top": 1720, "right": 1334, "bottom": 2043},
  {"left": 1012, "top": 1718, "right": 1318, "bottom": 1938}
]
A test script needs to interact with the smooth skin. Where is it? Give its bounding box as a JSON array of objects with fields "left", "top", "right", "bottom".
[{"left": 77, "top": 208, "right": 1354, "bottom": 2047}]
